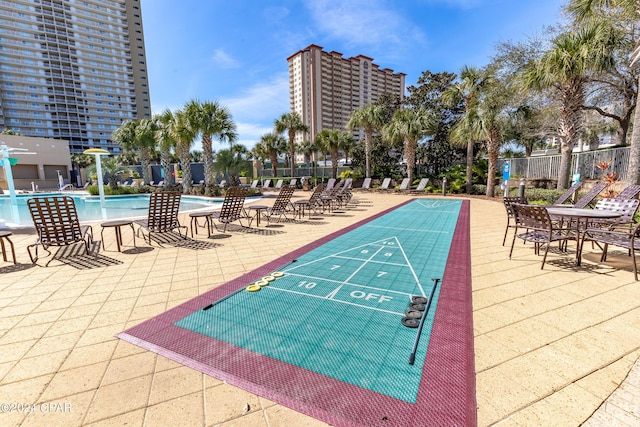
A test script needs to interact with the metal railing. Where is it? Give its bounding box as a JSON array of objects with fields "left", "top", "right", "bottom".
[{"left": 499, "top": 146, "right": 630, "bottom": 181}]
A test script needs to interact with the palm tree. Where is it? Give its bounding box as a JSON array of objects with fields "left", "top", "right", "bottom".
[
  {"left": 338, "top": 132, "right": 356, "bottom": 165},
  {"left": 156, "top": 110, "right": 177, "bottom": 186},
  {"left": 185, "top": 99, "right": 237, "bottom": 196},
  {"left": 384, "top": 108, "right": 433, "bottom": 184},
  {"left": 274, "top": 112, "right": 309, "bottom": 177},
  {"left": 315, "top": 129, "right": 344, "bottom": 179},
  {"left": 134, "top": 117, "right": 158, "bottom": 185},
  {"left": 255, "top": 133, "right": 286, "bottom": 177},
  {"left": 568, "top": 0, "right": 640, "bottom": 183},
  {"left": 168, "top": 108, "right": 197, "bottom": 193},
  {"left": 520, "top": 24, "right": 615, "bottom": 189},
  {"left": 443, "top": 66, "right": 489, "bottom": 194},
  {"left": 347, "top": 104, "right": 386, "bottom": 178}
]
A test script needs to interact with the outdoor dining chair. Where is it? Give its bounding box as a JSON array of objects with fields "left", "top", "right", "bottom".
[
  {"left": 509, "top": 203, "right": 575, "bottom": 269},
  {"left": 502, "top": 196, "right": 528, "bottom": 246},
  {"left": 580, "top": 219, "right": 640, "bottom": 281},
  {"left": 134, "top": 192, "right": 188, "bottom": 245},
  {"left": 27, "top": 196, "right": 94, "bottom": 265}
]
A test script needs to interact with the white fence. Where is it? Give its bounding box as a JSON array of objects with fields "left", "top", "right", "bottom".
[{"left": 499, "top": 146, "right": 630, "bottom": 181}]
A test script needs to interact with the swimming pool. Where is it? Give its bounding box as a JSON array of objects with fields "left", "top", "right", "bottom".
[{"left": 0, "top": 193, "right": 232, "bottom": 227}]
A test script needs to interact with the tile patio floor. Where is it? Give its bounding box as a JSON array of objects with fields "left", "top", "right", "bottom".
[{"left": 0, "top": 192, "right": 638, "bottom": 426}]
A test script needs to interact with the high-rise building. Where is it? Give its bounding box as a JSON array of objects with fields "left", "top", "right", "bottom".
[
  {"left": 287, "top": 44, "right": 405, "bottom": 144},
  {"left": 0, "top": 0, "right": 151, "bottom": 154}
]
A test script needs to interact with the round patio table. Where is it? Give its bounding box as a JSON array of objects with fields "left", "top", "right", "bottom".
[
  {"left": 546, "top": 207, "right": 622, "bottom": 266},
  {"left": 100, "top": 219, "right": 135, "bottom": 252}
]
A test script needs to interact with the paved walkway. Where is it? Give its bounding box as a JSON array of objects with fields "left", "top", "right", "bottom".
[{"left": 0, "top": 192, "right": 638, "bottom": 426}]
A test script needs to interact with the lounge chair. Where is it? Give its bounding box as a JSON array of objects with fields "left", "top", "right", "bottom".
[
  {"left": 261, "top": 179, "right": 271, "bottom": 191},
  {"left": 257, "top": 186, "right": 295, "bottom": 225},
  {"left": 210, "top": 186, "right": 249, "bottom": 232},
  {"left": 273, "top": 179, "right": 284, "bottom": 190},
  {"left": 356, "top": 177, "right": 372, "bottom": 191},
  {"left": 376, "top": 178, "right": 392, "bottom": 191},
  {"left": 396, "top": 178, "right": 410, "bottom": 191},
  {"left": 294, "top": 184, "right": 327, "bottom": 217},
  {"left": 409, "top": 178, "right": 430, "bottom": 194},
  {"left": 614, "top": 184, "right": 640, "bottom": 201},
  {"left": 27, "top": 196, "right": 94, "bottom": 265},
  {"left": 326, "top": 178, "right": 336, "bottom": 190},
  {"left": 289, "top": 178, "right": 298, "bottom": 188},
  {"left": 249, "top": 179, "right": 259, "bottom": 189},
  {"left": 552, "top": 181, "right": 583, "bottom": 205},
  {"left": 573, "top": 181, "right": 608, "bottom": 209},
  {"left": 134, "top": 192, "right": 187, "bottom": 245}
]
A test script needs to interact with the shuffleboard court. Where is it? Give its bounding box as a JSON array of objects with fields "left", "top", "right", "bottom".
[{"left": 118, "top": 198, "right": 476, "bottom": 426}]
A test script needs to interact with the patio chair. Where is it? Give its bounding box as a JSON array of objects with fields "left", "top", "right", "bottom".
[
  {"left": 210, "top": 186, "right": 249, "bottom": 232},
  {"left": 294, "top": 183, "right": 327, "bottom": 216},
  {"left": 590, "top": 198, "right": 640, "bottom": 231},
  {"left": 326, "top": 178, "right": 336, "bottom": 190},
  {"left": 257, "top": 186, "right": 295, "bottom": 225},
  {"left": 502, "top": 196, "right": 528, "bottom": 246},
  {"left": 580, "top": 219, "right": 640, "bottom": 280},
  {"left": 134, "top": 192, "right": 187, "bottom": 244},
  {"left": 409, "top": 178, "right": 429, "bottom": 194},
  {"left": 27, "top": 196, "right": 94, "bottom": 265},
  {"left": 614, "top": 184, "right": 640, "bottom": 201},
  {"left": 573, "top": 181, "right": 608, "bottom": 209},
  {"left": 289, "top": 178, "right": 297, "bottom": 187},
  {"left": 249, "top": 179, "right": 259, "bottom": 189},
  {"left": 261, "top": 179, "right": 271, "bottom": 191},
  {"left": 553, "top": 181, "right": 583, "bottom": 205},
  {"left": 396, "top": 178, "right": 411, "bottom": 192},
  {"left": 375, "top": 177, "right": 392, "bottom": 191},
  {"left": 356, "top": 177, "right": 372, "bottom": 191},
  {"left": 509, "top": 203, "right": 575, "bottom": 269}
]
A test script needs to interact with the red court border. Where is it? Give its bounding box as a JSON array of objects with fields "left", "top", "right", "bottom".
[{"left": 118, "top": 199, "right": 475, "bottom": 427}]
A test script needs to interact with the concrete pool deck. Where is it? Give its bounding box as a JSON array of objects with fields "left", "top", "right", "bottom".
[{"left": 0, "top": 192, "right": 638, "bottom": 426}]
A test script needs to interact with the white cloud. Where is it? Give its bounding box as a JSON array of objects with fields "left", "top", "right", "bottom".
[
  {"left": 212, "top": 49, "right": 240, "bottom": 69},
  {"left": 221, "top": 73, "right": 290, "bottom": 122},
  {"left": 306, "top": 0, "right": 427, "bottom": 51}
]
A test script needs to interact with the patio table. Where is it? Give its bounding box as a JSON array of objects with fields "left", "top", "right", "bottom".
[{"left": 546, "top": 207, "right": 622, "bottom": 266}]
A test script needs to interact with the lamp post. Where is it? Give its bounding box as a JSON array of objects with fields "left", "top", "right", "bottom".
[{"left": 83, "top": 148, "right": 110, "bottom": 213}]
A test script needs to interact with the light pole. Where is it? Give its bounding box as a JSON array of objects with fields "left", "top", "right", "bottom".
[{"left": 83, "top": 148, "right": 110, "bottom": 213}]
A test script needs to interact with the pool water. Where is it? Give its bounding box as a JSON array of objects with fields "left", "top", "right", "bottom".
[{"left": 0, "top": 193, "right": 227, "bottom": 227}]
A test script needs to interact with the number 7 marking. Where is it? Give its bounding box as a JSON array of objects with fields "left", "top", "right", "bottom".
[
  {"left": 377, "top": 271, "right": 387, "bottom": 278},
  {"left": 331, "top": 265, "right": 341, "bottom": 270}
]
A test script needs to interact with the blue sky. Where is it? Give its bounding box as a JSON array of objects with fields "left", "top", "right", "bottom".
[{"left": 139, "top": 0, "right": 566, "bottom": 151}]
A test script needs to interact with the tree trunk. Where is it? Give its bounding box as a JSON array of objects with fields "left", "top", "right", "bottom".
[
  {"left": 179, "top": 143, "right": 192, "bottom": 194},
  {"left": 270, "top": 153, "right": 278, "bottom": 177},
  {"left": 289, "top": 130, "right": 296, "bottom": 178},
  {"left": 161, "top": 148, "right": 173, "bottom": 186},
  {"left": 465, "top": 140, "right": 474, "bottom": 194},
  {"left": 486, "top": 130, "right": 501, "bottom": 198},
  {"left": 202, "top": 134, "right": 214, "bottom": 196},
  {"left": 628, "top": 97, "right": 640, "bottom": 184},
  {"left": 365, "top": 127, "right": 373, "bottom": 178},
  {"left": 405, "top": 139, "right": 417, "bottom": 184},
  {"left": 332, "top": 149, "right": 338, "bottom": 179},
  {"left": 140, "top": 146, "right": 151, "bottom": 185}
]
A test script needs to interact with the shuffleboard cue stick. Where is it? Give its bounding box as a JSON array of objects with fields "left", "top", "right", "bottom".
[{"left": 409, "top": 277, "right": 440, "bottom": 365}]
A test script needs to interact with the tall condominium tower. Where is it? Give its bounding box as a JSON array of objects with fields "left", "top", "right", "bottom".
[
  {"left": 0, "top": 0, "right": 151, "bottom": 153},
  {"left": 287, "top": 44, "right": 405, "bottom": 143}
]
